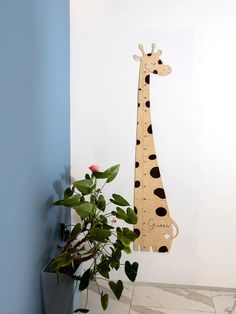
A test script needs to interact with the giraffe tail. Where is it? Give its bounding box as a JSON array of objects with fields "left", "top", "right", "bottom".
[{"left": 170, "top": 218, "right": 179, "bottom": 239}]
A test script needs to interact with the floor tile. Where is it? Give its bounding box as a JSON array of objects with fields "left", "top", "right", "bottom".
[
  {"left": 130, "top": 306, "right": 215, "bottom": 314},
  {"left": 211, "top": 291, "right": 236, "bottom": 297},
  {"left": 132, "top": 286, "right": 215, "bottom": 312},
  {"left": 212, "top": 292, "right": 236, "bottom": 314}
]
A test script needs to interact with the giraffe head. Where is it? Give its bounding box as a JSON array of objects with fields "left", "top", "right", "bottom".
[{"left": 133, "top": 43, "right": 172, "bottom": 76}]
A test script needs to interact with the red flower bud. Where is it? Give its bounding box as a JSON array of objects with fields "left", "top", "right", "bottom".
[{"left": 89, "top": 164, "right": 99, "bottom": 172}]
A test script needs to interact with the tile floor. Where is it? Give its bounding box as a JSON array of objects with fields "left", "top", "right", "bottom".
[{"left": 79, "top": 281, "right": 236, "bottom": 314}]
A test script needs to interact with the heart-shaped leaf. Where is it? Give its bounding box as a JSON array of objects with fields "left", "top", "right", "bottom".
[
  {"left": 101, "top": 293, "right": 109, "bottom": 310},
  {"left": 117, "top": 228, "right": 137, "bottom": 247},
  {"left": 74, "top": 309, "right": 89, "bottom": 313},
  {"left": 110, "top": 194, "right": 130, "bottom": 206},
  {"left": 97, "top": 259, "right": 110, "bottom": 279},
  {"left": 75, "top": 202, "right": 94, "bottom": 219},
  {"left": 106, "top": 165, "right": 120, "bottom": 183},
  {"left": 64, "top": 186, "right": 75, "bottom": 198},
  {"left": 125, "top": 261, "right": 139, "bottom": 282},
  {"left": 126, "top": 207, "right": 138, "bottom": 224},
  {"left": 112, "top": 207, "right": 127, "bottom": 220},
  {"left": 92, "top": 171, "right": 109, "bottom": 179},
  {"left": 79, "top": 268, "right": 91, "bottom": 291},
  {"left": 73, "top": 179, "right": 95, "bottom": 195},
  {"left": 97, "top": 195, "right": 106, "bottom": 211},
  {"left": 108, "top": 280, "right": 123, "bottom": 300},
  {"left": 70, "top": 223, "right": 82, "bottom": 238},
  {"left": 53, "top": 194, "right": 81, "bottom": 207},
  {"left": 89, "top": 228, "right": 111, "bottom": 242}
]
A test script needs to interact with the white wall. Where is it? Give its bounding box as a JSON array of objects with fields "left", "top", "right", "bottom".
[{"left": 70, "top": 0, "right": 236, "bottom": 288}]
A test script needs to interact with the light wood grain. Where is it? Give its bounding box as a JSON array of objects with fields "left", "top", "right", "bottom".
[{"left": 133, "top": 44, "right": 178, "bottom": 252}]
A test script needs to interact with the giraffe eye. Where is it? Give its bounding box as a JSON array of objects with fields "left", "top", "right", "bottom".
[{"left": 158, "top": 59, "right": 163, "bottom": 64}]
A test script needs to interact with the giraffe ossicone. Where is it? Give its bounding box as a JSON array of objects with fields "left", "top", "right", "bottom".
[{"left": 133, "top": 43, "right": 178, "bottom": 253}]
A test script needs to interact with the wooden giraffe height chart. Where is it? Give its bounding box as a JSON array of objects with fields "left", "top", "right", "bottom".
[{"left": 133, "top": 43, "right": 178, "bottom": 253}]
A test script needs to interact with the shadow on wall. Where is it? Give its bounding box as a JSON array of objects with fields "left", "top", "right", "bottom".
[{"left": 41, "top": 165, "right": 71, "bottom": 265}]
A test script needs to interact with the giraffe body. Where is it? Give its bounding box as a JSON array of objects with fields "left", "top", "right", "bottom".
[{"left": 133, "top": 44, "right": 178, "bottom": 253}]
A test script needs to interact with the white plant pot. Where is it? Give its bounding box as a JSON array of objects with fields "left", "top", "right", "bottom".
[{"left": 41, "top": 261, "right": 76, "bottom": 314}]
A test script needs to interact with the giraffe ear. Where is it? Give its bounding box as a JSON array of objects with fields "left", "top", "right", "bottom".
[{"left": 133, "top": 55, "right": 141, "bottom": 61}]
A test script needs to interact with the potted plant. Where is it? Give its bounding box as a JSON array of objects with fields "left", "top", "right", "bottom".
[{"left": 41, "top": 164, "right": 139, "bottom": 313}]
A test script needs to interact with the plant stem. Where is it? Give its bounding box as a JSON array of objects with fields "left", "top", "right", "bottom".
[
  {"left": 74, "top": 236, "right": 88, "bottom": 248},
  {"left": 100, "top": 181, "right": 106, "bottom": 190},
  {"left": 85, "top": 287, "right": 89, "bottom": 309},
  {"left": 95, "top": 279, "right": 101, "bottom": 294}
]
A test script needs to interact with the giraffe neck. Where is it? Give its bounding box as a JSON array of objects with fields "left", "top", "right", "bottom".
[
  {"left": 138, "top": 63, "right": 151, "bottom": 94},
  {"left": 136, "top": 64, "right": 154, "bottom": 150}
]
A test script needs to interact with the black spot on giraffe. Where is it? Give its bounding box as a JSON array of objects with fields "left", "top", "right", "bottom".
[
  {"left": 135, "top": 181, "right": 140, "bottom": 188},
  {"left": 149, "top": 154, "right": 156, "bottom": 160},
  {"left": 156, "top": 207, "right": 167, "bottom": 217},
  {"left": 150, "top": 167, "right": 160, "bottom": 178},
  {"left": 145, "top": 101, "right": 150, "bottom": 108},
  {"left": 145, "top": 75, "right": 150, "bottom": 84},
  {"left": 138, "top": 103, "right": 140, "bottom": 107},
  {"left": 136, "top": 139, "right": 140, "bottom": 145},
  {"left": 153, "top": 70, "right": 158, "bottom": 74},
  {"left": 147, "top": 53, "right": 152, "bottom": 56},
  {"left": 158, "top": 59, "right": 163, "bottom": 64},
  {"left": 154, "top": 188, "right": 166, "bottom": 199},
  {"left": 134, "top": 228, "right": 141, "bottom": 238},
  {"left": 135, "top": 161, "right": 139, "bottom": 168},
  {"left": 139, "top": 88, "right": 142, "bottom": 90},
  {"left": 158, "top": 246, "right": 168, "bottom": 253},
  {"left": 134, "top": 206, "right": 137, "bottom": 214},
  {"left": 147, "top": 124, "right": 153, "bottom": 134}
]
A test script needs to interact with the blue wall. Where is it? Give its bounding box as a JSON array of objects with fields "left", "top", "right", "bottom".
[{"left": 0, "top": 1, "right": 70, "bottom": 313}]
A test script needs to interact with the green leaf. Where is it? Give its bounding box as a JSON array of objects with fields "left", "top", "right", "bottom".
[
  {"left": 75, "top": 202, "right": 94, "bottom": 219},
  {"left": 112, "top": 207, "right": 137, "bottom": 225},
  {"left": 117, "top": 228, "right": 137, "bottom": 247},
  {"left": 116, "top": 207, "right": 128, "bottom": 219},
  {"left": 93, "top": 171, "right": 109, "bottom": 179},
  {"left": 64, "top": 186, "right": 75, "bottom": 198},
  {"left": 51, "top": 253, "right": 74, "bottom": 274},
  {"left": 79, "top": 268, "right": 91, "bottom": 291},
  {"left": 53, "top": 194, "right": 81, "bottom": 207},
  {"left": 108, "top": 280, "right": 123, "bottom": 300},
  {"left": 122, "top": 228, "right": 137, "bottom": 241},
  {"left": 90, "top": 194, "right": 96, "bottom": 204},
  {"left": 99, "top": 215, "right": 108, "bottom": 224},
  {"left": 110, "top": 248, "right": 121, "bottom": 269},
  {"left": 101, "top": 293, "right": 109, "bottom": 311},
  {"left": 126, "top": 207, "right": 138, "bottom": 224},
  {"left": 125, "top": 261, "right": 139, "bottom": 282},
  {"left": 123, "top": 246, "right": 131, "bottom": 254},
  {"left": 97, "top": 195, "right": 106, "bottom": 211},
  {"left": 89, "top": 228, "right": 111, "bottom": 242},
  {"left": 70, "top": 223, "right": 82, "bottom": 238},
  {"left": 92, "top": 164, "right": 120, "bottom": 183},
  {"left": 74, "top": 309, "right": 90, "bottom": 313},
  {"left": 106, "top": 164, "right": 120, "bottom": 183},
  {"left": 73, "top": 179, "right": 95, "bottom": 195},
  {"left": 97, "top": 259, "right": 110, "bottom": 279},
  {"left": 110, "top": 194, "right": 130, "bottom": 206},
  {"left": 113, "top": 248, "right": 122, "bottom": 262}
]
